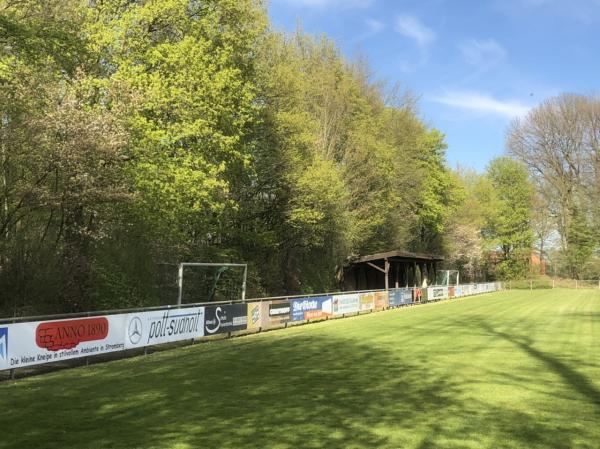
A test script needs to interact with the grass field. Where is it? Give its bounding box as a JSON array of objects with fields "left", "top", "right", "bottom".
[{"left": 2, "top": 289, "right": 600, "bottom": 449}]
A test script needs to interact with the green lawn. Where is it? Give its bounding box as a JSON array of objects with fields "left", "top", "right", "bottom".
[{"left": 2, "top": 289, "right": 600, "bottom": 449}]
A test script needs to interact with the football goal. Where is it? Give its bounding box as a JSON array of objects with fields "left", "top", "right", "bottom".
[{"left": 177, "top": 262, "right": 247, "bottom": 305}]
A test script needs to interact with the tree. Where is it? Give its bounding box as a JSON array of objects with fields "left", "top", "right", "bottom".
[
  {"left": 444, "top": 169, "right": 491, "bottom": 281},
  {"left": 564, "top": 207, "right": 594, "bottom": 279},
  {"left": 507, "top": 93, "right": 600, "bottom": 278},
  {"left": 531, "top": 190, "right": 554, "bottom": 274},
  {"left": 0, "top": 0, "right": 467, "bottom": 313},
  {"left": 482, "top": 157, "right": 534, "bottom": 279}
]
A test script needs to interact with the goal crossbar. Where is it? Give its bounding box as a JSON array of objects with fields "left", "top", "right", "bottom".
[{"left": 177, "top": 262, "right": 248, "bottom": 305}]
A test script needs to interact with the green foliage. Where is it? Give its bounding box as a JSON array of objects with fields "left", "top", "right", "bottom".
[
  {"left": 412, "top": 129, "right": 464, "bottom": 252},
  {"left": 482, "top": 157, "right": 534, "bottom": 279},
  {"left": 564, "top": 207, "right": 595, "bottom": 279},
  {"left": 0, "top": 0, "right": 465, "bottom": 314}
]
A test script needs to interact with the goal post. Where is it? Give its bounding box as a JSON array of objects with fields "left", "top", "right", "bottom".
[
  {"left": 177, "top": 262, "right": 247, "bottom": 305},
  {"left": 435, "top": 270, "right": 460, "bottom": 286}
]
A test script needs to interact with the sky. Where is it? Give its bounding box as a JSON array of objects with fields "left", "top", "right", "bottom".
[{"left": 267, "top": 0, "right": 600, "bottom": 171}]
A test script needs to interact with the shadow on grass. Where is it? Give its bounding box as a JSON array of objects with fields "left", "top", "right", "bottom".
[
  {"left": 1, "top": 313, "right": 599, "bottom": 448},
  {"left": 1, "top": 331, "right": 457, "bottom": 449},
  {"left": 479, "top": 321, "right": 600, "bottom": 409}
]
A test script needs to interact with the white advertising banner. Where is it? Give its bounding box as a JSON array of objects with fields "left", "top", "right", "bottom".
[
  {"left": 427, "top": 287, "right": 448, "bottom": 301},
  {"left": 124, "top": 307, "right": 205, "bottom": 349},
  {"left": 0, "top": 307, "right": 206, "bottom": 370},
  {"left": 0, "top": 314, "right": 127, "bottom": 370},
  {"left": 332, "top": 294, "right": 360, "bottom": 315}
]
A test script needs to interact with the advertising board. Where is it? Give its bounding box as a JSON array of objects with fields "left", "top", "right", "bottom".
[
  {"left": 373, "top": 291, "right": 389, "bottom": 310},
  {"left": 389, "top": 289, "right": 413, "bottom": 307},
  {"left": 290, "top": 296, "right": 332, "bottom": 321},
  {"left": 358, "top": 292, "right": 375, "bottom": 311},
  {"left": 427, "top": 287, "right": 448, "bottom": 301},
  {"left": 125, "top": 307, "right": 205, "bottom": 349},
  {"left": 204, "top": 304, "right": 248, "bottom": 335},
  {"left": 0, "top": 314, "right": 128, "bottom": 370},
  {"left": 247, "top": 302, "right": 262, "bottom": 330},
  {"left": 261, "top": 300, "right": 290, "bottom": 328},
  {"left": 332, "top": 294, "right": 360, "bottom": 316}
]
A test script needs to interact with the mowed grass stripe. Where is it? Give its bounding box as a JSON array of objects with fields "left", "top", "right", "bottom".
[{"left": 1, "top": 290, "right": 600, "bottom": 449}]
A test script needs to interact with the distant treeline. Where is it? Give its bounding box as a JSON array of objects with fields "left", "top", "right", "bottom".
[{"left": 0, "top": 1, "right": 589, "bottom": 317}]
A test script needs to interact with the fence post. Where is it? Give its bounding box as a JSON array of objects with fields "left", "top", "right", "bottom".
[
  {"left": 85, "top": 311, "right": 91, "bottom": 367},
  {"left": 552, "top": 278, "right": 555, "bottom": 289},
  {"left": 9, "top": 317, "right": 16, "bottom": 380}
]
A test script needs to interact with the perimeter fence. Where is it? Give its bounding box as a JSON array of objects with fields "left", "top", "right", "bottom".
[
  {"left": 0, "top": 282, "right": 502, "bottom": 380},
  {"left": 508, "top": 278, "right": 600, "bottom": 290}
]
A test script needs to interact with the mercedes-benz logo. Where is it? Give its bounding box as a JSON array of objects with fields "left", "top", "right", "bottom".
[{"left": 128, "top": 317, "right": 143, "bottom": 345}]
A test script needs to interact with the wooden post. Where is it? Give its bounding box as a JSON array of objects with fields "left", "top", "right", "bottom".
[
  {"left": 366, "top": 260, "right": 389, "bottom": 291},
  {"left": 413, "top": 262, "right": 418, "bottom": 287},
  {"left": 384, "top": 258, "right": 389, "bottom": 291}
]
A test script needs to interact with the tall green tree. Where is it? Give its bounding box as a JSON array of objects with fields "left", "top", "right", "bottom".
[{"left": 483, "top": 157, "right": 534, "bottom": 279}]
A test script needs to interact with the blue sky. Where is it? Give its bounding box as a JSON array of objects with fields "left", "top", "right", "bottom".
[{"left": 267, "top": 0, "right": 600, "bottom": 171}]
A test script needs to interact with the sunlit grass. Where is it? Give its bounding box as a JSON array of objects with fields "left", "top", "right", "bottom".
[{"left": 2, "top": 289, "right": 600, "bottom": 449}]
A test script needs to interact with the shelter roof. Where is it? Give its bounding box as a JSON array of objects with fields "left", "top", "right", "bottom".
[{"left": 349, "top": 250, "right": 444, "bottom": 265}]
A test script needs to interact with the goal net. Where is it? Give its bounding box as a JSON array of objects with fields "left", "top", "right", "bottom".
[
  {"left": 435, "top": 270, "right": 460, "bottom": 286},
  {"left": 177, "top": 263, "right": 247, "bottom": 305}
]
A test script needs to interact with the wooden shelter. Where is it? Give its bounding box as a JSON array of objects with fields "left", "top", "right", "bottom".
[{"left": 340, "top": 250, "right": 444, "bottom": 291}]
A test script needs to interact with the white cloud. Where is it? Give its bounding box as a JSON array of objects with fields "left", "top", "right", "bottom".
[
  {"left": 459, "top": 38, "right": 506, "bottom": 67},
  {"left": 365, "top": 19, "right": 385, "bottom": 34},
  {"left": 431, "top": 91, "right": 530, "bottom": 118},
  {"left": 276, "top": 0, "right": 373, "bottom": 8},
  {"left": 394, "top": 15, "right": 436, "bottom": 46}
]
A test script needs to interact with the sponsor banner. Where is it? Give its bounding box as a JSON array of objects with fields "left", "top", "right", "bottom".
[
  {"left": 359, "top": 292, "right": 375, "bottom": 311},
  {"left": 389, "top": 289, "right": 413, "bottom": 307},
  {"left": 413, "top": 288, "right": 423, "bottom": 302},
  {"left": 0, "top": 314, "right": 127, "bottom": 370},
  {"left": 125, "top": 307, "right": 204, "bottom": 349},
  {"left": 373, "top": 291, "right": 389, "bottom": 310},
  {"left": 247, "top": 302, "right": 262, "bottom": 330},
  {"left": 448, "top": 286, "right": 455, "bottom": 298},
  {"left": 332, "top": 294, "right": 360, "bottom": 316},
  {"left": 454, "top": 286, "right": 463, "bottom": 297},
  {"left": 290, "top": 296, "right": 332, "bottom": 321},
  {"left": 261, "top": 300, "right": 290, "bottom": 328},
  {"left": 204, "top": 304, "right": 248, "bottom": 335},
  {"left": 427, "top": 287, "right": 448, "bottom": 301},
  {"left": 472, "top": 284, "right": 479, "bottom": 294}
]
